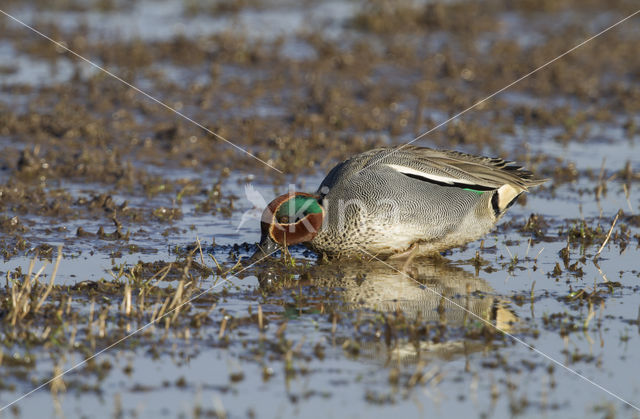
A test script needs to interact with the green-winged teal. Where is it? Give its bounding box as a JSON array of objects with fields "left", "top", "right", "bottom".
[{"left": 258, "top": 145, "right": 547, "bottom": 259}]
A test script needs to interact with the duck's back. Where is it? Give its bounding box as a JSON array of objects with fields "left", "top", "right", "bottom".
[{"left": 312, "top": 146, "right": 545, "bottom": 258}]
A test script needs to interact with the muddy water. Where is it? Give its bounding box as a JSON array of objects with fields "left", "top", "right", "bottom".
[{"left": 1, "top": 0, "right": 640, "bottom": 417}]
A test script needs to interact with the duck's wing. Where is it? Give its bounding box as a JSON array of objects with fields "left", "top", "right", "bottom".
[
  {"left": 366, "top": 145, "right": 548, "bottom": 191},
  {"left": 357, "top": 145, "right": 548, "bottom": 214}
]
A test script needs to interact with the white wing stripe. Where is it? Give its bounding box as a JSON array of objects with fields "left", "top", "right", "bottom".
[{"left": 386, "top": 164, "right": 475, "bottom": 186}]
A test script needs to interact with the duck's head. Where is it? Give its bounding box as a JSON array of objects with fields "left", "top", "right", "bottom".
[{"left": 257, "top": 192, "right": 324, "bottom": 254}]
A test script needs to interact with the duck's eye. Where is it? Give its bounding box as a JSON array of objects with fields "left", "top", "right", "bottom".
[
  {"left": 277, "top": 213, "right": 304, "bottom": 224},
  {"left": 275, "top": 195, "right": 322, "bottom": 225},
  {"left": 277, "top": 215, "right": 290, "bottom": 224}
]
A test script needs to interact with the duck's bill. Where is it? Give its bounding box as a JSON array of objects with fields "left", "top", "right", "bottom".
[{"left": 249, "top": 235, "right": 280, "bottom": 262}]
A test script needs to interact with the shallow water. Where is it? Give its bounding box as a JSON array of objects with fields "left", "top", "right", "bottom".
[{"left": 1, "top": 0, "right": 640, "bottom": 418}]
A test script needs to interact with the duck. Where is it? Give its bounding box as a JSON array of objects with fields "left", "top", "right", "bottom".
[{"left": 257, "top": 145, "right": 547, "bottom": 259}]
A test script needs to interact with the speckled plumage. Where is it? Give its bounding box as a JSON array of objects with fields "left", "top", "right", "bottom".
[{"left": 306, "top": 145, "right": 546, "bottom": 258}]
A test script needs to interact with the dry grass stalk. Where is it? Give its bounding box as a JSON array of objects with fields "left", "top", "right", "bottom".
[
  {"left": 154, "top": 296, "right": 172, "bottom": 322},
  {"left": 39, "top": 325, "right": 51, "bottom": 341},
  {"left": 33, "top": 246, "right": 63, "bottom": 313},
  {"left": 138, "top": 288, "right": 145, "bottom": 314},
  {"left": 121, "top": 282, "right": 132, "bottom": 316},
  {"left": 88, "top": 298, "right": 95, "bottom": 335},
  {"left": 8, "top": 249, "right": 58, "bottom": 326},
  {"left": 168, "top": 280, "right": 185, "bottom": 312},
  {"left": 98, "top": 308, "right": 108, "bottom": 338},
  {"left": 196, "top": 235, "right": 205, "bottom": 265},
  {"left": 69, "top": 319, "right": 78, "bottom": 347},
  {"left": 594, "top": 212, "right": 620, "bottom": 260},
  {"left": 146, "top": 262, "right": 173, "bottom": 284},
  {"left": 64, "top": 295, "right": 72, "bottom": 316},
  {"left": 170, "top": 281, "right": 187, "bottom": 324},
  {"left": 50, "top": 360, "right": 67, "bottom": 397},
  {"left": 149, "top": 302, "right": 161, "bottom": 325},
  {"left": 218, "top": 316, "right": 228, "bottom": 338}
]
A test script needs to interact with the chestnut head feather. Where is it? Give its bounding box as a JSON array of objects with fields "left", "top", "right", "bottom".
[{"left": 260, "top": 192, "right": 324, "bottom": 247}]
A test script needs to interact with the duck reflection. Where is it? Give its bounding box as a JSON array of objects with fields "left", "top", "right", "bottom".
[{"left": 258, "top": 258, "right": 517, "bottom": 364}]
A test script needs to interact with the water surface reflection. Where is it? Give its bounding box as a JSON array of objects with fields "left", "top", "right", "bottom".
[{"left": 259, "top": 258, "right": 518, "bottom": 364}]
